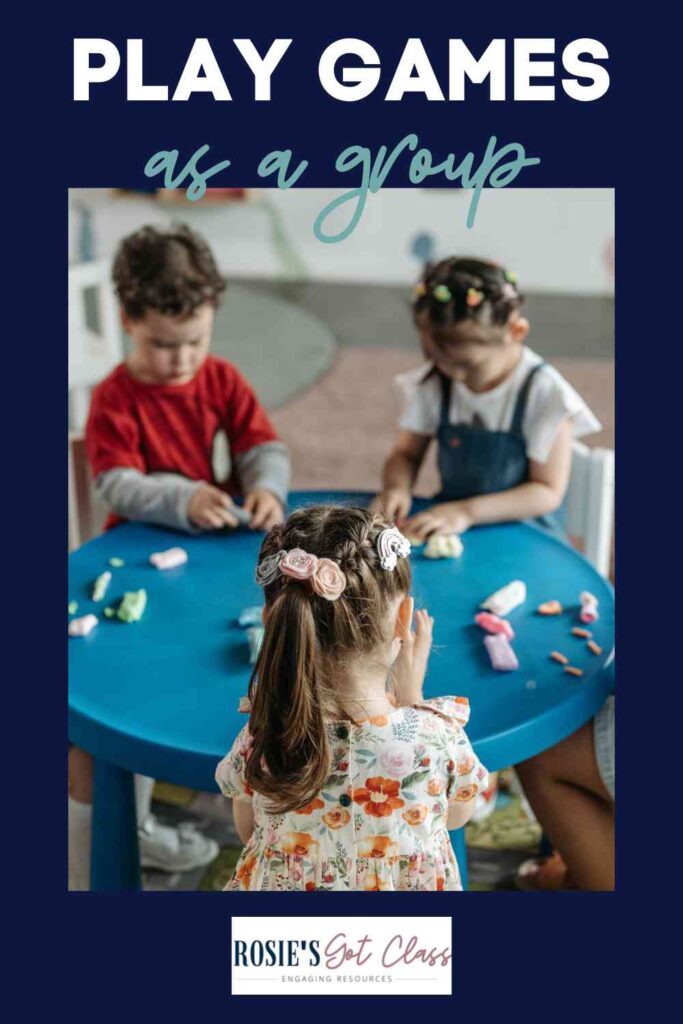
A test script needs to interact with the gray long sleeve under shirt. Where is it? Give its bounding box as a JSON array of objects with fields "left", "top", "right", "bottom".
[{"left": 95, "top": 441, "right": 290, "bottom": 533}]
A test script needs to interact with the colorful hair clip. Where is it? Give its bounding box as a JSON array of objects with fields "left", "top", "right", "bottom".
[
  {"left": 432, "top": 284, "right": 452, "bottom": 303},
  {"left": 504, "top": 269, "right": 518, "bottom": 284},
  {"left": 413, "top": 281, "right": 427, "bottom": 299},
  {"left": 377, "top": 527, "right": 411, "bottom": 571},
  {"left": 466, "top": 288, "right": 484, "bottom": 308},
  {"left": 501, "top": 282, "right": 517, "bottom": 301}
]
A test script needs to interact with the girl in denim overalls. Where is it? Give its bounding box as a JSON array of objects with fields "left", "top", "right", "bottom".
[{"left": 375, "top": 257, "right": 600, "bottom": 540}]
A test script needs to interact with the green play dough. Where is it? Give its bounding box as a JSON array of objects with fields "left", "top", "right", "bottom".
[
  {"left": 92, "top": 571, "right": 112, "bottom": 602},
  {"left": 68, "top": 601, "right": 78, "bottom": 615},
  {"left": 109, "top": 557, "right": 125, "bottom": 568},
  {"left": 117, "top": 589, "right": 147, "bottom": 623}
]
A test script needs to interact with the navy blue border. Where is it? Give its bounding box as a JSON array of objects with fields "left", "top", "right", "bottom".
[{"left": 6, "top": 0, "right": 669, "bottom": 1013}]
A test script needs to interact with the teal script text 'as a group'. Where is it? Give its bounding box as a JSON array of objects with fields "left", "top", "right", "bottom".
[{"left": 143, "top": 134, "right": 540, "bottom": 241}]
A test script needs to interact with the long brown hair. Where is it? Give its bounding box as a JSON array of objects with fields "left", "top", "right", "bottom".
[{"left": 245, "top": 505, "right": 411, "bottom": 813}]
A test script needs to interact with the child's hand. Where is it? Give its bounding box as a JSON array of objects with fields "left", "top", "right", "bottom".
[
  {"left": 404, "top": 501, "right": 474, "bottom": 540},
  {"left": 188, "top": 485, "right": 240, "bottom": 530},
  {"left": 391, "top": 600, "right": 434, "bottom": 706},
  {"left": 244, "top": 489, "right": 285, "bottom": 530},
  {"left": 370, "top": 488, "right": 413, "bottom": 525}
]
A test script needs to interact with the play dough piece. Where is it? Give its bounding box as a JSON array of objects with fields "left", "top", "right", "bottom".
[
  {"left": 572, "top": 627, "right": 592, "bottom": 639},
  {"left": 104, "top": 607, "right": 115, "bottom": 618},
  {"left": 246, "top": 625, "right": 265, "bottom": 664},
  {"left": 550, "top": 651, "right": 569, "bottom": 665},
  {"left": 92, "top": 571, "right": 112, "bottom": 602},
  {"left": 564, "top": 665, "right": 584, "bottom": 678},
  {"left": 109, "top": 557, "right": 125, "bottom": 568},
  {"left": 230, "top": 505, "right": 252, "bottom": 527},
  {"left": 475, "top": 612, "right": 515, "bottom": 640},
  {"left": 484, "top": 634, "right": 519, "bottom": 672},
  {"left": 238, "top": 606, "right": 263, "bottom": 628},
  {"left": 538, "top": 600, "right": 563, "bottom": 616},
  {"left": 481, "top": 580, "right": 526, "bottom": 617},
  {"left": 117, "top": 590, "right": 147, "bottom": 623},
  {"left": 587, "top": 640, "right": 603, "bottom": 656},
  {"left": 579, "top": 591, "right": 599, "bottom": 624},
  {"left": 424, "top": 533, "right": 464, "bottom": 559},
  {"left": 68, "top": 601, "right": 78, "bottom": 615},
  {"left": 69, "top": 614, "right": 98, "bottom": 637},
  {"left": 149, "top": 547, "right": 188, "bottom": 570}
]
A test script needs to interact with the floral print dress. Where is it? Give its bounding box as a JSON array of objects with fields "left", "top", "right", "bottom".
[{"left": 215, "top": 696, "right": 488, "bottom": 892}]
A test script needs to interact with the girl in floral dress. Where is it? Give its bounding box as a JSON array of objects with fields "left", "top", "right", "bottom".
[{"left": 215, "top": 504, "right": 488, "bottom": 891}]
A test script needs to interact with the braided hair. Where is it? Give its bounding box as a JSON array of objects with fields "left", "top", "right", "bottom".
[
  {"left": 245, "top": 505, "right": 411, "bottom": 813},
  {"left": 413, "top": 257, "right": 523, "bottom": 332}
]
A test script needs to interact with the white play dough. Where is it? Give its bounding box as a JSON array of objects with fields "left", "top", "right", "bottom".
[
  {"left": 424, "top": 534, "right": 464, "bottom": 559},
  {"left": 481, "top": 580, "right": 526, "bottom": 616}
]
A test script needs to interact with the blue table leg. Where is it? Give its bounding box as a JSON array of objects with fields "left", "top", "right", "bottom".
[
  {"left": 450, "top": 828, "right": 468, "bottom": 890},
  {"left": 91, "top": 758, "right": 141, "bottom": 892}
]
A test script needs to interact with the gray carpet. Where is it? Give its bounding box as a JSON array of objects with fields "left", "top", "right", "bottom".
[{"left": 240, "top": 279, "right": 615, "bottom": 360}]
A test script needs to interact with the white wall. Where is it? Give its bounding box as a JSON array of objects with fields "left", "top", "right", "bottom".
[{"left": 69, "top": 187, "right": 614, "bottom": 295}]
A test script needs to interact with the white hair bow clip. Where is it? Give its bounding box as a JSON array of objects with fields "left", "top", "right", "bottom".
[{"left": 377, "top": 527, "right": 411, "bottom": 571}]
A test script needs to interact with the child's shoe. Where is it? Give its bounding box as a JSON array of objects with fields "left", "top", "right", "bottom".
[{"left": 138, "top": 814, "right": 219, "bottom": 872}]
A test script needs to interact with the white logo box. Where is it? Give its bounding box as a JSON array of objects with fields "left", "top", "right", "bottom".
[{"left": 231, "top": 916, "right": 452, "bottom": 996}]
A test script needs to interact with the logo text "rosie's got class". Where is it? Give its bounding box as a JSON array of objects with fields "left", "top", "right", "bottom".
[{"left": 234, "top": 931, "right": 452, "bottom": 970}]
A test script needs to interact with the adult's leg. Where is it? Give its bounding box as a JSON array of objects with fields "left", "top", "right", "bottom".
[{"left": 516, "top": 721, "right": 614, "bottom": 891}]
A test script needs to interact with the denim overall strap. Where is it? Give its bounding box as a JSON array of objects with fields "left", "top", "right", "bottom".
[
  {"left": 509, "top": 362, "right": 545, "bottom": 436},
  {"left": 438, "top": 373, "right": 453, "bottom": 429}
]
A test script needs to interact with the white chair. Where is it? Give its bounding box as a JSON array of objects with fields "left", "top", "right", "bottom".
[
  {"left": 68, "top": 260, "right": 122, "bottom": 549},
  {"left": 564, "top": 442, "right": 614, "bottom": 577}
]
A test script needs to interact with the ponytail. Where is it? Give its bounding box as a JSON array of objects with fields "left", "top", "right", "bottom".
[{"left": 244, "top": 585, "right": 331, "bottom": 814}]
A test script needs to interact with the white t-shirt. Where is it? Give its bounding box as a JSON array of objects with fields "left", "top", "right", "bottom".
[{"left": 396, "top": 347, "right": 601, "bottom": 465}]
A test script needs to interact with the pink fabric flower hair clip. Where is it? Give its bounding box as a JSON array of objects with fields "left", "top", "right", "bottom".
[{"left": 255, "top": 547, "right": 347, "bottom": 601}]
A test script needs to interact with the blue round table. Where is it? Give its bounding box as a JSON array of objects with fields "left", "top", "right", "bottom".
[{"left": 69, "top": 491, "right": 615, "bottom": 891}]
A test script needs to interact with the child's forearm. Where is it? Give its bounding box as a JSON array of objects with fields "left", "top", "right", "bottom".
[
  {"left": 464, "top": 480, "right": 565, "bottom": 526},
  {"left": 382, "top": 452, "right": 419, "bottom": 493},
  {"left": 234, "top": 442, "right": 290, "bottom": 505},
  {"left": 95, "top": 468, "right": 203, "bottom": 532}
]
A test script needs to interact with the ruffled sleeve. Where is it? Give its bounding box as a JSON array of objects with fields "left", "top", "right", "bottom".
[
  {"left": 523, "top": 364, "right": 602, "bottom": 464},
  {"left": 215, "top": 722, "right": 254, "bottom": 802},
  {"left": 414, "top": 695, "right": 472, "bottom": 727},
  {"left": 395, "top": 363, "right": 440, "bottom": 436},
  {"left": 417, "top": 696, "right": 489, "bottom": 804}
]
